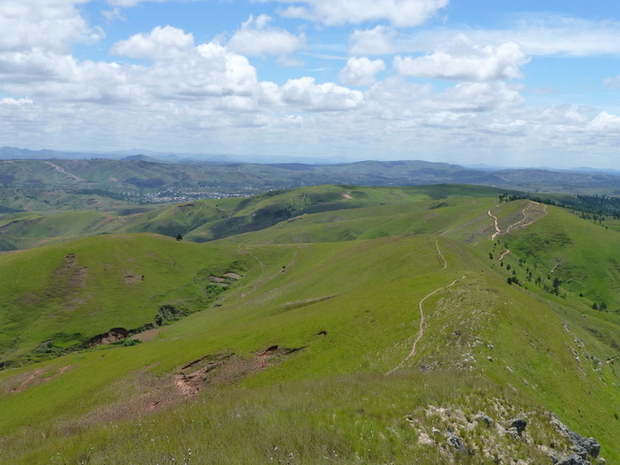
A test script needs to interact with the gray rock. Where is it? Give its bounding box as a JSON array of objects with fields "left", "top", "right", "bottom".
[
  {"left": 557, "top": 454, "right": 590, "bottom": 465},
  {"left": 570, "top": 432, "right": 601, "bottom": 459},
  {"left": 550, "top": 413, "right": 600, "bottom": 459},
  {"left": 508, "top": 418, "right": 527, "bottom": 434},
  {"left": 447, "top": 432, "right": 466, "bottom": 453},
  {"left": 473, "top": 413, "right": 493, "bottom": 427}
]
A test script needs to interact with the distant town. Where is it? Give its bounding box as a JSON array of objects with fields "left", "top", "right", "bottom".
[{"left": 132, "top": 189, "right": 256, "bottom": 204}]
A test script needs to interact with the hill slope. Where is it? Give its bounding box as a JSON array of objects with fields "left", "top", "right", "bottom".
[{"left": 0, "top": 187, "right": 618, "bottom": 464}]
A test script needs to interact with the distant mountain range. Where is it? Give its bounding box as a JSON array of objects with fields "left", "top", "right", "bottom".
[
  {"left": 0, "top": 146, "right": 351, "bottom": 165},
  {"left": 2, "top": 146, "right": 620, "bottom": 195}
]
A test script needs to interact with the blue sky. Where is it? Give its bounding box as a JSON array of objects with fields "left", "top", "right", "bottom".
[{"left": 2, "top": 0, "right": 620, "bottom": 168}]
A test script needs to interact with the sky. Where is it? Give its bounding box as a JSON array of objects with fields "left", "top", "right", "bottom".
[{"left": 2, "top": 0, "right": 620, "bottom": 168}]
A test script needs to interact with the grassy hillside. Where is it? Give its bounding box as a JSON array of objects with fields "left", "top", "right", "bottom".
[
  {"left": 0, "top": 184, "right": 504, "bottom": 251},
  {"left": 0, "top": 186, "right": 619, "bottom": 463},
  {"left": 0, "top": 234, "right": 243, "bottom": 365}
]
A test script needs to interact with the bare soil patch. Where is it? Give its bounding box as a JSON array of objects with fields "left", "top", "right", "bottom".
[
  {"left": 133, "top": 328, "right": 160, "bottom": 342},
  {"left": 176, "top": 345, "right": 305, "bottom": 398},
  {"left": 223, "top": 272, "right": 242, "bottom": 280},
  {"left": 4, "top": 365, "right": 73, "bottom": 394},
  {"left": 123, "top": 270, "right": 143, "bottom": 283}
]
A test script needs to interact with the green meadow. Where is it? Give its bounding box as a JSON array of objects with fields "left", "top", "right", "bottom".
[{"left": 0, "top": 185, "right": 619, "bottom": 463}]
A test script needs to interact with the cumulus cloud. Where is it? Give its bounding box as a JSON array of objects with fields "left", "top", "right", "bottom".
[
  {"left": 589, "top": 111, "right": 620, "bottom": 131},
  {"left": 269, "top": 0, "right": 449, "bottom": 27},
  {"left": 439, "top": 82, "right": 524, "bottom": 111},
  {"left": 227, "top": 15, "right": 304, "bottom": 57},
  {"left": 0, "top": 0, "right": 103, "bottom": 53},
  {"left": 349, "top": 26, "right": 395, "bottom": 56},
  {"left": 3, "top": 3, "right": 620, "bottom": 168},
  {"left": 394, "top": 35, "right": 529, "bottom": 81},
  {"left": 339, "top": 57, "right": 385, "bottom": 86},
  {"left": 111, "top": 26, "right": 195, "bottom": 60},
  {"left": 281, "top": 77, "right": 364, "bottom": 111}
]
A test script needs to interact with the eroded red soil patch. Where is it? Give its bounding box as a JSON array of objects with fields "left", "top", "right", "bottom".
[{"left": 5, "top": 365, "right": 74, "bottom": 394}]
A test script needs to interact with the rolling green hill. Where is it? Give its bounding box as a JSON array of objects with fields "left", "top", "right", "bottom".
[
  {"left": 0, "top": 185, "right": 618, "bottom": 464},
  {"left": 0, "top": 184, "right": 504, "bottom": 250}
]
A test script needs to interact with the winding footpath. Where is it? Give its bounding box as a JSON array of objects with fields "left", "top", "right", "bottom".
[
  {"left": 488, "top": 201, "right": 547, "bottom": 241},
  {"left": 387, "top": 237, "right": 463, "bottom": 374}
]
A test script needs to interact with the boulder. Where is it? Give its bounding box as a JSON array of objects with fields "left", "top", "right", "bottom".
[
  {"left": 557, "top": 454, "right": 590, "bottom": 465},
  {"left": 508, "top": 418, "right": 527, "bottom": 434}
]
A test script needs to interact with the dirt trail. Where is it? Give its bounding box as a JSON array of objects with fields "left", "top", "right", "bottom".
[
  {"left": 238, "top": 246, "right": 298, "bottom": 298},
  {"left": 488, "top": 210, "right": 501, "bottom": 240},
  {"left": 498, "top": 250, "right": 510, "bottom": 260},
  {"left": 435, "top": 236, "right": 447, "bottom": 270},
  {"left": 43, "top": 161, "right": 83, "bottom": 181},
  {"left": 489, "top": 201, "right": 547, "bottom": 241},
  {"left": 387, "top": 238, "right": 463, "bottom": 374}
]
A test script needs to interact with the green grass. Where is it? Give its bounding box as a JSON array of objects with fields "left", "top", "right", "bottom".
[
  {"left": 0, "top": 234, "right": 242, "bottom": 363},
  {"left": 1, "top": 188, "right": 620, "bottom": 463}
]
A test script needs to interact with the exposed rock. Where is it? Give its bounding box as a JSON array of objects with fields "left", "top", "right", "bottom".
[
  {"left": 446, "top": 432, "right": 466, "bottom": 453},
  {"left": 509, "top": 418, "right": 527, "bottom": 435},
  {"left": 570, "top": 434, "right": 600, "bottom": 459},
  {"left": 86, "top": 328, "right": 128, "bottom": 346},
  {"left": 556, "top": 453, "right": 590, "bottom": 465},
  {"left": 551, "top": 413, "right": 600, "bottom": 459},
  {"left": 473, "top": 413, "right": 493, "bottom": 427}
]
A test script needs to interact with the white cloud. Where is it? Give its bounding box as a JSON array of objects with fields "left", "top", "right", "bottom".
[
  {"left": 0, "top": 97, "right": 33, "bottom": 106},
  {"left": 111, "top": 26, "right": 195, "bottom": 60},
  {"left": 101, "top": 7, "right": 126, "bottom": 22},
  {"left": 604, "top": 76, "right": 620, "bottom": 90},
  {"left": 339, "top": 57, "right": 385, "bottom": 86},
  {"left": 227, "top": 15, "right": 304, "bottom": 57},
  {"left": 3, "top": 5, "right": 620, "bottom": 169},
  {"left": 268, "top": 0, "right": 449, "bottom": 27},
  {"left": 439, "top": 82, "right": 524, "bottom": 111},
  {"left": 588, "top": 111, "right": 620, "bottom": 132},
  {"left": 389, "top": 15, "right": 620, "bottom": 57},
  {"left": 281, "top": 77, "right": 364, "bottom": 110},
  {"left": 394, "top": 35, "right": 529, "bottom": 82},
  {"left": 505, "top": 14, "right": 620, "bottom": 57},
  {"left": 0, "top": 0, "right": 102, "bottom": 53},
  {"left": 106, "top": 0, "right": 168, "bottom": 7},
  {"left": 349, "top": 26, "right": 395, "bottom": 56}
]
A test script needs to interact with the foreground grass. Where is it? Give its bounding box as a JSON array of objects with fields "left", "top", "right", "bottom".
[{"left": 2, "top": 371, "right": 566, "bottom": 464}]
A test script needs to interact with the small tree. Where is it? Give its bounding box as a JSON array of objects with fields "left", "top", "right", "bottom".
[{"left": 176, "top": 233, "right": 183, "bottom": 241}]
